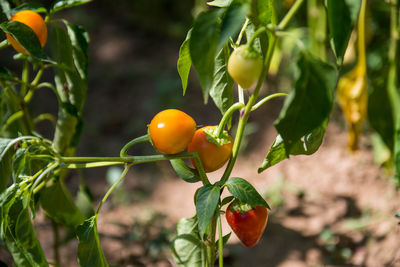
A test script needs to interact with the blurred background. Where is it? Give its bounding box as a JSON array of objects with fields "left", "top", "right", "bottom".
[{"left": 1, "top": 0, "right": 400, "bottom": 266}]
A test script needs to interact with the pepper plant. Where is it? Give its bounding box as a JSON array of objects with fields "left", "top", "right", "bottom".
[{"left": 0, "top": 0, "right": 398, "bottom": 266}]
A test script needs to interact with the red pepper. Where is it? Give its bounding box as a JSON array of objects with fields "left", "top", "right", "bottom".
[{"left": 225, "top": 202, "right": 269, "bottom": 248}]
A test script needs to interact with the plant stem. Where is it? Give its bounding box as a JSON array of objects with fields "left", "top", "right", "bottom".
[
  {"left": 238, "top": 85, "right": 245, "bottom": 104},
  {"left": 33, "top": 113, "right": 56, "bottom": 126},
  {"left": 62, "top": 161, "right": 125, "bottom": 169},
  {"left": 217, "top": 211, "right": 224, "bottom": 267},
  {"left": 1, "top": 111, "right": 23, "bottom": 133},
  {"left": 0, "top": 39, "right": 9, "bottom": 49},
  {"left": 96, "top": 164, "right": 131, "bottom": 214},
  {"left": 251, "top": 93, "right": 288, "bottom": 111},
  {"left": 0, "top": 136, "right": 39, "bottom": 158},
  {"left": 247, "top": 26, "right": 266, "bottom": 49},
  {"left": 60, "top": 153, "right": 210, "bottom": 185},
  {"left": 31, "top": 65, "right": 44, "bottom": 87},
  {"left": 32, "top": 162, "right": 60, "bottom": 195},
  {"left": 220, "top": 0, "right": 304, "bottom": 183},
  {"left": 221, "top": 36, "right": 277, "bottom": 183},
  {"left": 120, "top": 134, "right": 150, "bottom": 157},
  {"left": 278, "top": 0, "right": 305, "bottom": 30},
  {"left": 216, "top": 102, "right": 245, "bottom": 137},
  {"left": 206, "top": 214, "right": 217, "bottom": 267},
  {"left": 235, "top": 18, "right": 250, "bottom": 46},
  {"left": 21, "top": 60, "right": 29, "bottom": 97}
]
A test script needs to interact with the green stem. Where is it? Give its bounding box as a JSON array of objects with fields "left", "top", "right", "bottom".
[
  {"left": 1, "top": 111, "right": 24, "bottom": 133},
  {"left": 60, "top": 153, "right": 210, "bottom": 184},
  {"left": 221, "top": 36, "right": 277, "bottom": 183},
  {"left": 238, "top": 85, "right": 245, "bottom": 104},
  {"left": 206, "top": 214, "right": 217, "bottom": 267},
  {"left": 21, "top": 60, "right": 29, "bottom": 97},
  {"left": 220, "top": 0, "right": 303, "bottom": 183},
  {"left": 216, "top": 102, "right": 245, "bottom": 137},
  {"left": 278, "top": 0, "right": 305, "bottom": 30},
  {"left": 120, "top": 134, "right": 150, "bottom": 157},
  {"left": 32, "top": 162, "right": 60, "bottom": 195},
  {"left": 0, "top": 39, "right": 9, "bottom": 49},
  {"left": 62, "top": 161, "right": 125, "bottom": 169},
  {"left": 235, "top": 18, "right": 250, "bottom": 46},
  {"left": 0, "top": 136, "right": 39, "bottom": 158},
  {"left": 247, "top": 26, "right": 266, "bottom": 49},
  {"left": 217, "top": 211, "right": 224, "bottom": 267},
  {"left": 24, "top": 82, "right": 58, "bottom": 103},
  {"left": 31, "top": 65, "right": 44, "bottom": 87},
  {"left": 96, "top": 164, "right": 131, "bottom": 215},
  {"left": 33, "top": 113, "right": 57, "bottom": 126},
  {"left": 251, "top": 93, "right": 288, "bottom": 111},
  {"left": 4, "top": 87, "right": 29, "bottom": 134}
]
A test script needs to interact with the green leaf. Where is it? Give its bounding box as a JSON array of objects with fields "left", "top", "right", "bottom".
[
  {"left": 220, "top": 195, "right": 234, "bottom": 206},
  {"left": 217, "top": 1, "right": 249, "bottom": 51},
  {"left": 225, "top": 177, "right": 270, "bottom": 209},
  {"left": 0, "top": 21, "right": 50, "bottom": 62},
  {"left": 327, "top": 0, "right": 361, "bottom": 65},
  {"left": 274, "top": 52, "right": 337, "bottom": 153},
  {"left": 76, "top": 184, "right": 94, "bottom": 219},
  {"left": 51, "top": 0, "right": 92, "bottom": 14},
  {"left": 40, "top": 179, "right": 85, "bottom": 227},
  {"left": 210, "top": 46, "right": 234, "bottom": 121},
  {"left": 258, "top": 120, "right": 327, "bottom": 172},
  {"left": 208, "top": 0, "right": 232, "bottom": 7},
  {"left": 195, "top": 184, "right": 220, "bottom": 235},
  {"left": 53, "top": 105, "right": 79, "bottom": 155},
  {"left": 258, "top": 135, "right": 287, "bottom": 171},
  {"left": 171, "top": 216, "right": 205, "bottom": 267},
  {"left": 368, "top": 82, "right": 394, "bottom": 151},
  {"left": 12, "top": 3, "right": 47, "bottom": 14},
  {"left": 0, "top": 1, "right": 12, "bottom": 20},
  {"left": 190, "top": 9, "right": 221, "bottom": 103},
  {"left": 12, "top": 147, "right": 31, "bottom": 182},
  {"left": 215, "top": 232, "right": 231, "bottom": 247},
  {"left": 64, "top": 21, "right": 89, "bottom": 81},
  {"left": 178, "top": 29, "right": 192, "bottom": 95},
  {"left": 0, "top": 66, "right": 13, "bottom": 82},
  {"left": 0, "top": 138, "right": 13, "bottom": 193},
  {"left": 1, "top": 192, "right": 48, "bottom": 267},
  {"left": 76, "top": 216, "right": 109, "bottom": 267},
  {"left": 250, "top": 0, "right": 276, "bottom": 27},
  {"left": 170, "top": 159, "right": 200, "bottom": 183},
  {"left": 50, "top": 23, "right": 88, "bottom": 112}
]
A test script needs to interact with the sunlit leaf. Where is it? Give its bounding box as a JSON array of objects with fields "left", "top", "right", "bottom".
[
  {"left": 177, "top": 29, "right": 192, "bottom": 95},
  {"left": 195, "top": 184, "right": 220, "bottom": 235},
  {"left": 225, "top": 177, "right": 270, "bottom": 209},
  {"left": 171, "top": 216, "right": 205, "bottom": 267}
]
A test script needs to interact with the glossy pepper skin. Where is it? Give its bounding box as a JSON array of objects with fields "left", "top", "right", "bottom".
[
  {"left": 187, "top": 126, "right": 233, "bottom": 173},
  {"left": 225, "top": 203, "right": 269, "bottom": 248},
  {"left": 149, "top": 109, "right": 196, "bottom": 154}
]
